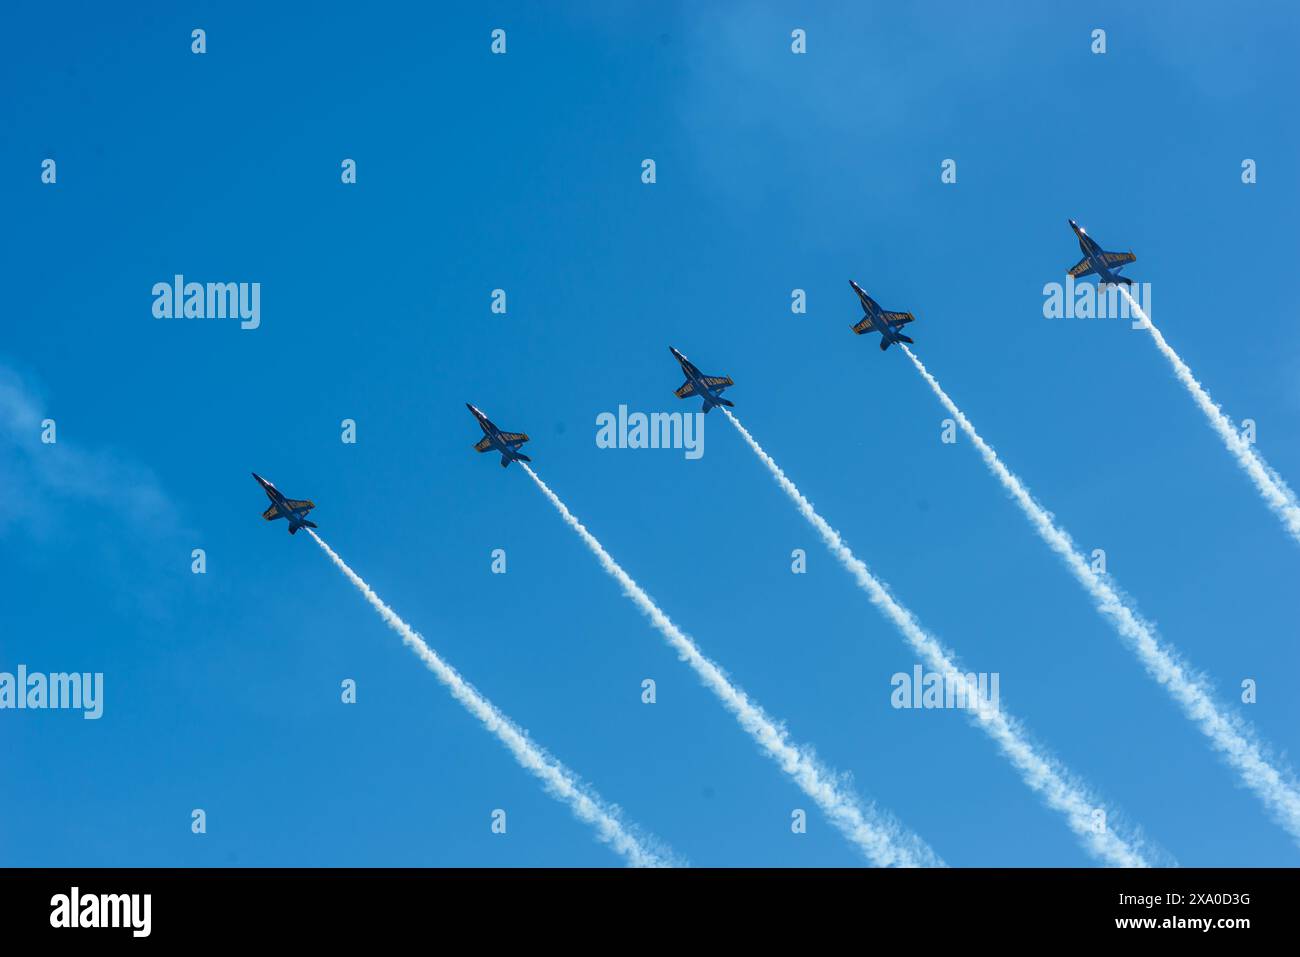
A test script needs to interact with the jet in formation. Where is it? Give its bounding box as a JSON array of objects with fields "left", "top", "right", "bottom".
[
  {"left": 467, "top": 403, "right": 532, "bottom": 467},
  {"left": 849, "top": 280, "right": 916, "bottom": 351},
  {"left": 669, "top": 346, "right": 734, "bottom": 413},
  {"left": 252, "top": 472, "right": 318, "bottom": 534},
  {"left": 1067, "top": 219, "right": 1136, "bottom": 287}
]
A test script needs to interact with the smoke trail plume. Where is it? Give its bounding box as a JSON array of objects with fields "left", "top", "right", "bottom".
[
  {"left": 722, "top": 409, "right": 1153, "bottom": 867},
  {"left": 1120, "top": 286, "right": 1300, "bottom": 546},
  {"left": 519, "top": 464, "right": 942, "bottom": 867},
  {"left": 307, "top": 530, "right": 675, "bottom": 867},
  {"left": 901, "top": 346, "right": 1300, "bottom": 847}
]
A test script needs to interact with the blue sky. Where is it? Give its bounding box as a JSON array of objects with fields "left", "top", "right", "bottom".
[{"left": 2, "top": 1, "right": 1297, "bottom": 867}]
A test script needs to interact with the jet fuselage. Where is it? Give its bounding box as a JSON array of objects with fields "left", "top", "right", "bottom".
[
  {"left": 850, "top": 281, "right": 908, "bottom": 344},
  {"left": 466, "top": 404, "right": 530, "bottom": 466},
  {"left": 669, "top": 346, "right": 731, "bottom": 412},
  {"left": 252, "top": 472, "right": 315, "bottom": 532},
  {"left": 1069, "top": 219, "right": 1130, "bottom": 287}
]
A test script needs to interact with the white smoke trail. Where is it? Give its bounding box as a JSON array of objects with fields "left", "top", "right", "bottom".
[
  {"left": 722, "top": 410, "right": 1153, "bottom": 867},
  {"left": 307, "top": 530, "right": 675, "bottom": 868},
  {"left": 519, "top": 463, "right": 942, "bottom": 867},
  {"left": 1120, "top": 286, "right": 1300, "bottom": 546},
  {"left": 901, "top": 346, "right": 1300, "bottom": 847}
]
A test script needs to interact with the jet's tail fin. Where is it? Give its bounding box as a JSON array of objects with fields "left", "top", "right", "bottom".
[
  {"left": 515, "top": 452, "right": 532, "bottom": 463},
  {"left": 880, "top": 338, "right": 892, "bottom": 351},
  {"left": 897, "top": 334, "right": 914, "bottom": 344},
  {"left": 501, "top": 454, "right": 511, "bottom": 468},
  {"left": 303, "top": 519, "right": 318, "bottom": 529},
  {"left": 716, "top": 397, "right": 735, "bottom": 408},
  {"left": 289, "top": 524, "right": 299, "bottom": 535}
]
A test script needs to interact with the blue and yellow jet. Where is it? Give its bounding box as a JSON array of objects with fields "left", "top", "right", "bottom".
[
  {"left": 252, "top": 472, "right": 318, "bottom": 534},
  {"left": 849, "top": 280, "right": 915, "bottom": 351},
  {"left": 669, "top": 346, "right": 734, "bottom": 413},
  {"left": 1067, "top": 219, "right": 1137, "bottom": 287},
  {"left": 467, "top": 403, "right": 532, "bottom": 468}
]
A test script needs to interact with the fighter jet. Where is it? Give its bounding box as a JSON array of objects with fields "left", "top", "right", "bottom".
[
  {"left": 467, "top": 403, "right": 532, "bottom": 468},
  {"left": 1066, "top": 219, "right": 1136, "bottom": 287},
  {"left": 669, "top": 346, "right": 734, "bottom": 413},
  {"left": 252, "top": 472, "right": 318, "bottom": 534},
  {"left": 849, "top": 280, "right": 915, "bottom": 351}
]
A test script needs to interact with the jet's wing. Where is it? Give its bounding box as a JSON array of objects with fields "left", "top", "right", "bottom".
[
  {"left": 499, "top": 432, "right": 529, "bottom": 444},
  {"left": 262, "top": 504, "right": 284, "bottom": 521},
  {"left": 852, "top": 316, "right": 880, "bottom": 335},
  {"left": 474, "top": 436, "right": 493, "bottom": 452},
  {"left": 674, "top": 380, "right": 697, "bottom": 398},
  {"left": 881, "top": 311, "right": 915, "bottom": 326},
  {"left": 1067, "top": 257, "right": 1098, "bottom": 278},
  {"left": 702, "top": 375, "right": 733, "bottom": 388},
  {"left": 285, "top": 499, "right": 315, "bottom": 511},
  {"left": 1102, "top": 251, "right": 1136, "bottom": 267}
]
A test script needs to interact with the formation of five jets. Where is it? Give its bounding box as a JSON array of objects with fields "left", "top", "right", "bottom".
[
  {"left": 253, "top": 216, "right": 1136, "bottom": 524},
  {"left": 250, "top": 214, "right": 1300, "bottom": 868}
]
